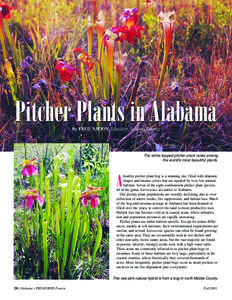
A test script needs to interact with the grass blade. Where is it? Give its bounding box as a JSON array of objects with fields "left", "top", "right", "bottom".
[
  {"left": 91, "top": 219, "right": 102, "bottom": 265},
  {"left": 61, "top": 155, "right": 74, "bottom": 278},
  {"left": 42, "top": 221, "right": 48, "bottom": 279}
]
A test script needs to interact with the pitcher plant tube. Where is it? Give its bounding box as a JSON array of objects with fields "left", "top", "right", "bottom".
[{"left": 155, "top": 11, "right": 175, "bottom": 102}]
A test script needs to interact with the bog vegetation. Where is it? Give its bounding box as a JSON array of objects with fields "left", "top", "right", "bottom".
[
  {"left": 0, "top": 0, "right": 232, "bottom": 151},
  {"left": 14, "top": 143, "right": 109, "bottom": 279}
]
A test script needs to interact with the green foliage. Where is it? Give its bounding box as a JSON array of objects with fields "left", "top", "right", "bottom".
[
  {"left": 14, "top": 143, "right": 109, "bottom": 279},
  {"left": 91, "top": 219, "right": 102, "bottom": 265},
  {"left": 142, "top": 13, "right": 160, "bottom": 56},
  {"left": 61, "top": 159, "right": 74, "bottom": 278},
  {"left": 42, "top": 221, "right": 48, "bottom": 279},
  {"left": 81, "top": 144, "right": 98, "bottom": 168},
  {"left": 23, "top": 202, "right": 30, "bottom": 249}
]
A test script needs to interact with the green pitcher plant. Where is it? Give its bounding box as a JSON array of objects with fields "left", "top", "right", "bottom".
[{"left": 18, "top": 152, "right": 106, "bottom": 279}]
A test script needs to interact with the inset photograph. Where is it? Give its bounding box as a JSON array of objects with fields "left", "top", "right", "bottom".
[{"left": 14, "top": 143, "right": 109, "bottom": 279}]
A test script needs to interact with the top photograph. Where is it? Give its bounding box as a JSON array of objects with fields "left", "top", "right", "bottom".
[{"left": 0, "top": 0, "right": 231, "bottom": 151}]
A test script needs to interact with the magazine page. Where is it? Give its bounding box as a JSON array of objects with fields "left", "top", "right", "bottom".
[
  {"left": 0, "top": 0, "right": 232, "bottom": 299},
  {"left": 2, "top": 151, "right": 232, "bottom": 299}
]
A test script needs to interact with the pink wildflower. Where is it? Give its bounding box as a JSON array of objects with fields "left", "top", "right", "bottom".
[{"left": 19, "top": 158, "right": 40, "bottom": 177}]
